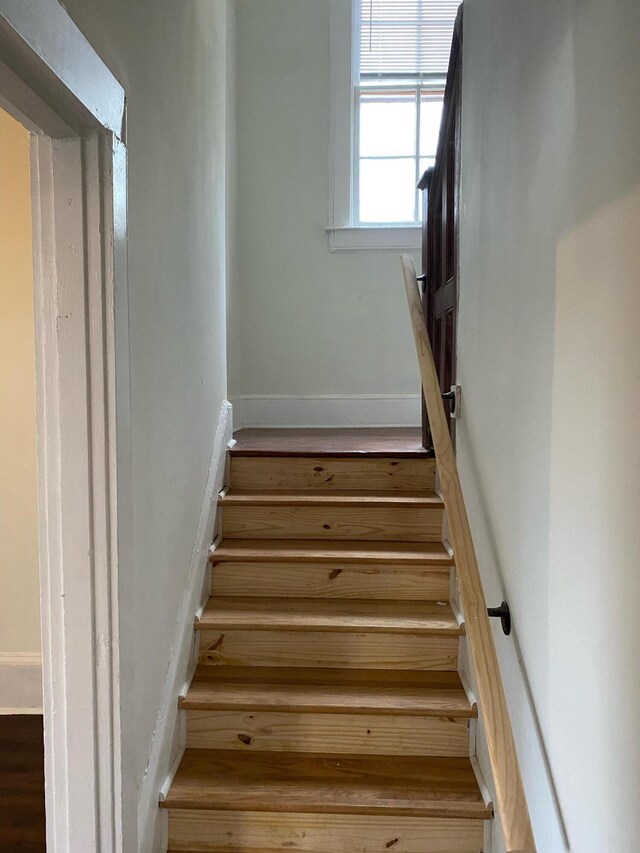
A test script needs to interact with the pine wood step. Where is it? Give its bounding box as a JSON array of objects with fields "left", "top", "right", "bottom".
[
  {"left": 184, "top": 709, "right": 470, "bottom": 757},
  {"left": 168, "top": 811, "right": 485, "bottom": 853},
  {"left": 210, "top": 539, "right": 454, "bottom": 566},
  {"left": 230, "top": 427, "right": 429, "bottom": 457},
  {"left": 198, "top": 630, "right": 459, "bottom": 670},
  {"left": 196, "top": 598, "right": 462, "bottom": 636},
  {"left": 212, "top": 561, "right": 451, "bottom": 600},
  {"left": 221, "top": 504, "right": 442, "bottom": 542},
  {"left": 182, "top": 667, "right": 474, "bottom": 756},
  {"left": 230, "top": 456, "right": 436, "bottom": 492},
  {"left": 182, "top": 666, "right": 476, "bottom": 716},
  {"left": 169, "top": 849, "right": 276, "bottom": 853},
  {"left": 219, "top": 490, "right": 443, "bottom": 507},
  {"left": 162, "top": 750, "right": 491, "bottom": 819},
  {"left": 169, "top": 849, "right": 278, "bottom": 853},
  {"left": 170, "top": 849, "right": 327, "bottom": 853}
]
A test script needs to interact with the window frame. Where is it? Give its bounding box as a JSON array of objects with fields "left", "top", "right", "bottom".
[
  {"left": 354, "top": 80, "right": 445, "bottom": 227},
  {"left": 328, "top": 0, "right": 423, "bottom": 251}
]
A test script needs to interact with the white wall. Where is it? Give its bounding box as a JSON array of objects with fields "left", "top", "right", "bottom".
[
  {"left": 58, "top": 0, "right": 233, "bottom": 838},
  {"left": 0, "top": 109, "right": 41, "bottom": 673},
  {"left": 459, "top": 1, "right": 640, "bottom": 850},
  {"left": 229, "top": 0, "right": 421, "bottom": 426}
]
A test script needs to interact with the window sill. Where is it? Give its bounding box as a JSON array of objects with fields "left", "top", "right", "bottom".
[{"left": 327, "top": 225, "right": 421, "bottom": 253}]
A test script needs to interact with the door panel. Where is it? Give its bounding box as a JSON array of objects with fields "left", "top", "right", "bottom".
[{"left": 418, "top": 10, "right": 462, "bottom": 450}]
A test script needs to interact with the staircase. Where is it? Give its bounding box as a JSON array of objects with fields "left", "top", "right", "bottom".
[{"left": 162, "top": 429, "right": 492, "bottom": 853}]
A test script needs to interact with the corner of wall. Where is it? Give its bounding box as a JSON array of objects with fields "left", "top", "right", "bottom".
[{"left": 136, "top": 399, "right": 233, "bottom": 853}]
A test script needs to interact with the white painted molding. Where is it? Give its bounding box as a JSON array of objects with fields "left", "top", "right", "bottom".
[
  {"left": 0, "top": 652, "right": 41, "bottom": 663},
  {"left": 1, "top": 5, "right": 132, "bottom": 849},
  {"left": 0, "top": 653, "right": 43, "bottom": 711},
  {"left": 469, "top": 756, "right": 494, "bottom": 853},
  {"left": 231, "top": 394, "right": 421, "bottom": 428},
  {"left": 0, "top": 57, "right": 75, "bottom": 136},
  {"left": 0, "top": 0, "right": 125, "bottom": 139},
  {"left": 328, "top": 0, "right": 355, "bottom": 232},
  {"left": 158, "top": 745, "right": 185, "bottom": 805},
  {"left": 137, "top": 400, "right": 233, "bottom": 853},
  {"left": 0, "top": 707, "right": 43, "bottom": 715},
  {"left": 327, "top": 225, "right": 421, "bottom": 252},
  {"left": 31, "top": 130, "right": 133, "bottom": 853}
]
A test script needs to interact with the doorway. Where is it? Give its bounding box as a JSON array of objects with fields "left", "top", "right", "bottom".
[
  {"left": 0, "top": 104, "right": 45, "bottom": 849},
  {"left": 0, "top": 3, "right": 133, "bottom": 849}
]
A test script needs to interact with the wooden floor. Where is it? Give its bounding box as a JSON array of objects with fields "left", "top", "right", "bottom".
[
  {"left": 232, "top": 427, "right": 428, "bottom": 457},
  {"left": 0, "top": 715, "right": 46, "bottom": 851}
]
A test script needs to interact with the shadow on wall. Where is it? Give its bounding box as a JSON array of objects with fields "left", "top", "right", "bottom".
[
  {"left": 458, "top": 0, "right": 640, "bottom": 850},
  {"left": 548, "top": 182, "right": 640, "bottom": 851}
]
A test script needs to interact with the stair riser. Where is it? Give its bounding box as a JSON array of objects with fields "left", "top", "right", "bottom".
[
  {"left": 185, "top": 710, "right": 469, "bottom": 757},
  {"left": 230, "top": 456, "right": 436, "bottom": 492},
  {"left": 199, "top": 630, "right": 459, "bottom": 670},
  {"left": 168, "top": 810, "right": 484, "bottom": 853},
  {"left": 222, "top": 506, "right": 443, "bottom": 542},
  {"left": 212, "top": 562, "right": 451, "bottom": 600}
]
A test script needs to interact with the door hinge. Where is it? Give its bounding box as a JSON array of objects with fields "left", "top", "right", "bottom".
[{"left": 441, "top": 384, "right": 461, "bottom": 419}]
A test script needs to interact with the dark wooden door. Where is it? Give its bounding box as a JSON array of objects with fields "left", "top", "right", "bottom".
[{"left": 418, "top": 9, "right": 462, "bottom": 450}]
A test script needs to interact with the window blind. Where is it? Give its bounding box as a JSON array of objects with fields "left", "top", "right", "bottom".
[{"left": 359, "top": 0, "right": 459, "bottom": 79}]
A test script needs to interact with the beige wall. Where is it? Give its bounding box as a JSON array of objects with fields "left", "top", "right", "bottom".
[
  {"left": 0, "top": 109, "right": 40, "bottom": 657},
  {"left": 229, "top": 0, "right": 420, "bottom": 423},
  {"left": 459, "top": 1, "right": 640, "bottom": 850}
]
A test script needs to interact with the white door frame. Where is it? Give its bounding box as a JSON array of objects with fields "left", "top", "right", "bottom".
[{"left": 0, "top": 2, "right": 134, "bottom": 850}]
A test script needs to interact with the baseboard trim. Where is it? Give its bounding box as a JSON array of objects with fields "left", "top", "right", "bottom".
[
  {"left": 137, "top": 400, "right": 233, "bottom": 853},
  {"left": 0, "top": 652, "right": 43, "bottom": 711},
  {"left": 231, "top": 394, "right": 421, "bottom": 428}
]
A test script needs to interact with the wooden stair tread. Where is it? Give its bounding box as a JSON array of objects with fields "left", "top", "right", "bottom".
[
  {"left": 162, "top": 749, "right": 490, "bottom": 818},
  {"left": 182, "top": 665, "right": 476, "bottom": 716},
  {"left": 211, "top": 539, "right": 454, "bottom": 565},
  {"left": 197, "top": 597, "right": 462, "bottom": 636},
  {"left": 230, "top": 427, "right": 429, "bottom": 458},
  {"left": 230, "top": 456, "right": 436, "bottom": 493},
  {"left": 219, "top": 489, "right": 443, "bottom": 507}
]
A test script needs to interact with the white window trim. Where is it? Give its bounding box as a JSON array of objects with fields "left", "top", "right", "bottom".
[
  {"left": 327, "top": 224, "right": 422, "bottom": 252},
  {"left": 328, "top": 0, "right": 421, "bottom": 252}
]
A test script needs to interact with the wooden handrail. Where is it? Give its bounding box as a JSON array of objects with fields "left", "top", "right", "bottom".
[{"left": 401, "top": 254, "right": 536, "bottom": 853}]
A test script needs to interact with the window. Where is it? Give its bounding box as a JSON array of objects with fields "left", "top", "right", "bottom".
[
  {"left": 329, "top": 0, "right": 459, "bottom": 250},
  {"left": 357, "top": 86, "right": 445, "bottom": 224}
]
